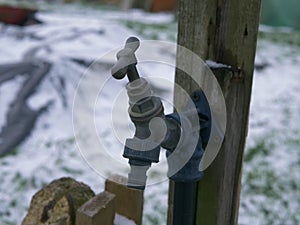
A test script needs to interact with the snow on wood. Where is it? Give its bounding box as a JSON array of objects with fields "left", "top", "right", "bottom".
[{"left": 206, "top": 59, "right": 231, "bottom": 69}]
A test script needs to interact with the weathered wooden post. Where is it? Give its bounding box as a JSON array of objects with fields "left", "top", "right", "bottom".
[
  {"left": 105, "top": 174, "right": 144, "bottom": 225},
  {"left": 75, "top": 174, "right": 144, "bottom": 225},
  {"left": 168, "top": 0, "right": 261, "bottom": 225},
  {"left": 76, "top": 191, "right": 116, "bottom": 225}
]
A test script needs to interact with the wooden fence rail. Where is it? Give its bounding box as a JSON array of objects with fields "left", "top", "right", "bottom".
[{"left": 76, "top": 174, "right": 144, "bottom": 225}]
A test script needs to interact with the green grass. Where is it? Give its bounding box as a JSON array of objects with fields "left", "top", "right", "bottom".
[
  {"left": 121, "top": 14, "right": 300, "bottom": 47},
  {"left": 121, "top": 20, "right": 177, "bottom": 41},
  {"left": 244, "top": 138, "right": 273, "bottom": 162},
  {"left": 241, "top": 125, "right": 300, "bottom": 225},
  {"left": 258, "top": 29, "right": 300, "bottom": 46}
]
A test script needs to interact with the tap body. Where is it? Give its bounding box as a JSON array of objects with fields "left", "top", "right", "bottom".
[{"left": 111, "top": 37, "right": 211, "bottom": 190}]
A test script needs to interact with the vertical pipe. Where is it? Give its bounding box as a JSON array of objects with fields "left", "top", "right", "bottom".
[{"left": 172, "top": 182, "right": 197, "bottom": 225}]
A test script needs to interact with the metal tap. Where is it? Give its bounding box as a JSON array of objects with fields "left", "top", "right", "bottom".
[{"left": 111, "top": 37, "right": 211, "bottom": 191}]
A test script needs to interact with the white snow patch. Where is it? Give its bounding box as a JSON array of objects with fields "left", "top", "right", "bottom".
[
  {"left": 114, "top": 214, "right": 136, "bottom": 225},
  {"left": 259, "top": 24, "right": 294, "bottom": 33},
  {"left": 206, "top": 59, "right": 231, "bottom": 69}
]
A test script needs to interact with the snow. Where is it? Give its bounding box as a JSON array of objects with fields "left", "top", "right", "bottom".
[
  {"left": 239, "top": 40, "right": 300, "bottom": 225},
  {"left": 206, "top": 59, "right": 231, "bottom": 69},
  {"left": 114, "top": 214, "right": 136, "bottom": 225},
  {"left": 0, "top": 4, "right": 300, "bottom": 225},
  {"left": 0, "top": 6, "right": 174, "bottom": 225},
  {"left": 259, "top": 24, "right": 294, "bottom": 33}
]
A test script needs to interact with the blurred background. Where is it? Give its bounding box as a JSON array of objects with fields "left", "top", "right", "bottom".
[{"left": 0, "top": 0, "right": 299, "bottom": 225}]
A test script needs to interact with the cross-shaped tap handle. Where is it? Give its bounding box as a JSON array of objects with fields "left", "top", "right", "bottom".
[{"left": 111, "top": 37, "right": 140, "bottom": 82}]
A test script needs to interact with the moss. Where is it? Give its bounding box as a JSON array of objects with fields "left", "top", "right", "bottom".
[{"left": 22, "top": 177, "right": 95, "bottom": 225}]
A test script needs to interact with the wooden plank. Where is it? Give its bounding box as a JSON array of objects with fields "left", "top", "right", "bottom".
[
  {"left": 105, "top": 174, "right": 144, "bottom": 225},
  {"left": 76, "top": 191, "right": 116, "bottom": 225},
  {"left": 168, "top": 0, "right": 262, "bottom": 224}
]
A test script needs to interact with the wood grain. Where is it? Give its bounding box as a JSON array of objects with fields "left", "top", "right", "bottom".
[{"left": 168, "top": 0, "right": 261, "bottom": 224}]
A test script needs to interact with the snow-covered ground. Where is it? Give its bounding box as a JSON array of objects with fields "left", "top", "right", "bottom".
[
  {"left": 0, "top": 6, "right": 173, "bottom": 225},
  {"left": 0, "top": 4, "right": 300, "bottom": 225},
  {"left": 240, "top": 41, "right": 300, "bottom": 225}
]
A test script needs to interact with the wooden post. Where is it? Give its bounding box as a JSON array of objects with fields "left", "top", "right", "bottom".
[
  {"left": 168, "top": 0, "right": 261, "bottom": 225},
  {"left": 105, "top": 174, "right": 144, "bottom": 225},
  {"left": 76, "top": 191, "right": 116, "bottom": 225}
]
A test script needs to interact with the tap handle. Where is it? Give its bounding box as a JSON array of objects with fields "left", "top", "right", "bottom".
[
  {"left": 125, "top": 36, "right": 140, "bottom": 52},
  {"left": 111, "top": 37, "right": 140, "bottom": 82}
]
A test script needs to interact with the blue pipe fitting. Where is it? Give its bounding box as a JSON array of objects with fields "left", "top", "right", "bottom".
[{"left": 164, "top": 90, "right": 212, "bottom": 182}]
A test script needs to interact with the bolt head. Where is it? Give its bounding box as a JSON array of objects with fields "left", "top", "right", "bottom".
[{"left": 131, "top": 98, "right": 154, "bottom": 113}]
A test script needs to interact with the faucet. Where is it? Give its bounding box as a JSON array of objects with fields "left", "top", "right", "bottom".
[{"left": 111, "top": 37, "right": 211, "bottom": 191}]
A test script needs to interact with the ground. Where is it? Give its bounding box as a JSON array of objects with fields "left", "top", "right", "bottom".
[{"left": 0, "top": 3, "right": 299, "bottom": 225}]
